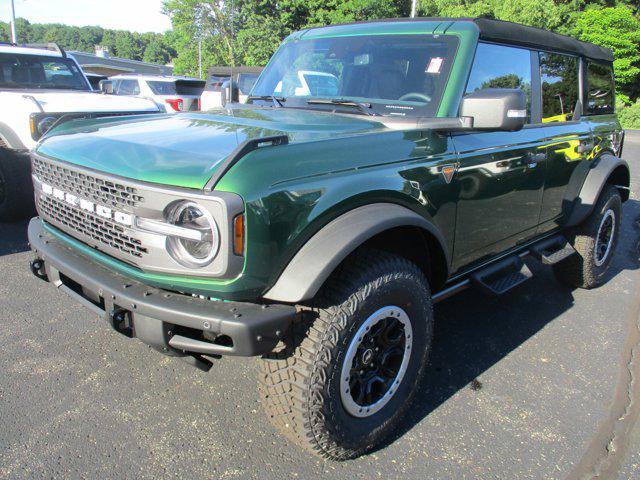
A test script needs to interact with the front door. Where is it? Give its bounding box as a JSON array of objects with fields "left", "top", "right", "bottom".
[
  {"left": 451, "top": 42, "right": 546, "bottom": 271},
  {"left": 452, "top": 130, "right": 546, "bottom": 270}
]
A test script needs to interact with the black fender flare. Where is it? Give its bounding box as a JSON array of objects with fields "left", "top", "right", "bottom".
[
  {"left": 0, "top": 121, "right": 26, "bottom": 150},
  {"left": 263, "top": 203, "right": 450, "bottom": 303},
  {"left": 565, "top": 154, "right": 630, "bottom": 227}
]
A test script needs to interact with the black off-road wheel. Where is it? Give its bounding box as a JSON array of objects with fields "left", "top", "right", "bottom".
[
  {"left": 258, "top": 249, "right": 434, "bottom": 460},
  {"left": 553, "top": 185, "right": 622, "bottom": 289},
  {"left": 0, "top": 149, "right": 36, "bottom": 223}
]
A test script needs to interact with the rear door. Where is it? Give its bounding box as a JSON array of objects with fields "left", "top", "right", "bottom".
[
  {"left": 583, "top": 60, "right": 623, "bottom": 164},
  {"left": 452, "top": 43, "right": 547, "bottom": 270},
  {"left": 536, "top": 52, "right": 594, "bottom": 232}
]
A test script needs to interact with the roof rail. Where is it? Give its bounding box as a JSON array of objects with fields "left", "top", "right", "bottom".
[{"left": 10, "top": 42, "right": 67, "bottom": 57}]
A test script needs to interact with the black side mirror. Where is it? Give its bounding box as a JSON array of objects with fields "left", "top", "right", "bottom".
[
  {"left": 99, "top": 80, "right": 114, "bottom": 95},
  {"left": 460, "top": 88, "right": 527, "bottom": 131}
]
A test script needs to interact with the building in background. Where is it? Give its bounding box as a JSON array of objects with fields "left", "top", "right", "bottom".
[{"left": 70, "top": 46, "right": 172, "bottom": 77}]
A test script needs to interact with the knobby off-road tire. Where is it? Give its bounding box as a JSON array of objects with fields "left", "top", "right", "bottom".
[
  {"left": 553, "top": 184, "right": 622, "bottom": 289},
  {"left": 0, "top": 149, "right": 36, "bottom": 222},
  {"left": 258, "top": 249, "right": 434, "bottom": 460}
]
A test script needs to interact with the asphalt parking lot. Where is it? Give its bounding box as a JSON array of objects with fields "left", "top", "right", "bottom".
[{"left": 1, "top": 132, "right": 639, "bottom": 479}]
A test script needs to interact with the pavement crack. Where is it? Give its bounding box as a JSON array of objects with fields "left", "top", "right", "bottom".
[{"left": 567, "top": 296, "right": 640, "bottom": 480}]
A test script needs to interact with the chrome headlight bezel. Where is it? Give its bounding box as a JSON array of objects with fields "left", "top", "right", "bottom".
[{"left": 165, "top": 201, "right": 220, "bottom": 268}]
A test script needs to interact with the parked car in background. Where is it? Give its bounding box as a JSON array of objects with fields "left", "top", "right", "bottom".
[
  {"left": 84, "top": 72, "right": 108, "bottom": 91},
  {"left": 0, "top": 42, "right": 160, "bottom": 222},
  {"left": 103, "top": 74, "right": 205, "bottom": 112},
  {"left": 200, "top": 66, "right": 263, "bottom": 109}
]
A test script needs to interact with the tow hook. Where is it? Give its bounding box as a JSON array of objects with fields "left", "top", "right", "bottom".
[
  {"left": 110, "top": 308, "right": 134, "bottom": 337},
  {"left": 30, "top": 259, "right": 48, "bottom": 282}
]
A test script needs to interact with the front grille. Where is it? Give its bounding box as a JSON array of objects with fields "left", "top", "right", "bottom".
[
  {"left": 32, "top": 156, "right": 144, "bottom": 209},
  {"left": 39, "top": 195, "right": 148, "bottom": 259}
]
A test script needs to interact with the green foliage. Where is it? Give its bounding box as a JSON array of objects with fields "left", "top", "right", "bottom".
[
  {"left": 163, "top": 0, "right": 410, "bottom": 75},
  {"left": 574, "top": 5, "right": 640, "bottom": 99},
  {"left": 618, "top": 101, "right": 640, "bottom": 130},
  {"left": 0, "top": 18, "right": 174, "bottom": 65}
]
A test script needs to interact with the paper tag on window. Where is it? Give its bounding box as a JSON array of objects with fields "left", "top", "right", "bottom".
[{"left": 426, "top": 57, "right": 444, "bottom": 74}]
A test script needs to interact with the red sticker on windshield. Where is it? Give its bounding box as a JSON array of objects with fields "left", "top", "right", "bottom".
[{"left": 426, "top": 57, "right": 444, "bottom": 74}]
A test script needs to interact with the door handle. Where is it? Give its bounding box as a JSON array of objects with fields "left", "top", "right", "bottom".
[
  {"left": 527, "top": 153, "right": 545, "bottom": 169},
  {"left": 576, "top": 142, "right": 594, "bottom": 154}
]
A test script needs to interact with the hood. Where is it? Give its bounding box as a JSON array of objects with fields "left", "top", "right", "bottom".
[
  {"left": 12, "top": 90, "right": 159, "bottom": 112},
  {"left": 36, "top": 106, "right": 389, "bottom": 189}
]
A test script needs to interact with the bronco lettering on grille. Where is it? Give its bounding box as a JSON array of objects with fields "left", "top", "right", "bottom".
[{"left": 42, "top": 182, "right": 134, "bottom": 227}]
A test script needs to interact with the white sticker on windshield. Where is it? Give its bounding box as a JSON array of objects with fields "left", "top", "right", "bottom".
[{"left": 426, "top": 57, "right": 444, "bottom": 74}]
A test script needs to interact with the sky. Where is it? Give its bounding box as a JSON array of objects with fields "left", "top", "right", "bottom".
[{"left": 0, "top": 0, "right": 173, "bottom": 33}]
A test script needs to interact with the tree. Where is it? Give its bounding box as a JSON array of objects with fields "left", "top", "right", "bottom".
[
  {"left": 142, "top": 34, "right": 175, "bottom": 64},
  {"left": 574, "top": 5, "right": 640, "bottom": 100},
  {"left": 114, "top": 30, "right": 143, "bottom": 60}
]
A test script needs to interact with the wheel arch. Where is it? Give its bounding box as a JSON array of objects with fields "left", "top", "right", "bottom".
[
  {"left": 0, "top": 122, "right": 26, "bottom": 150},
  {"left": 565, "top": 154, "right": 630, "bottom": 227},
  {"left": 262, "top": 203, "right": 450, "bottom": 303}
]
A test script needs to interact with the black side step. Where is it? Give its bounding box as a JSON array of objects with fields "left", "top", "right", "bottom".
[
  {"left": 529, "top": 234, "right": 576, "bottom": 265},
  {"left": 470, "top": 255, "right": 533, "bottom": 296}
]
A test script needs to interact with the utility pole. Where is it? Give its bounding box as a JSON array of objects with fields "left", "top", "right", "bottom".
[
  {"left": 410, "top": 0, "right": 417, "bottom": 18},
  {"left": 198, "top": 37, "right": 202, "bottom": 79},
  {"left": 10, "top": 0, "right": 17, "bottom": 43}
]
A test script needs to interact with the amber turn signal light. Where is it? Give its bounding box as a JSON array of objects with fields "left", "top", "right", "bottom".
[{"left": 233, "top": 214, "right": 245, "bottom": 256}]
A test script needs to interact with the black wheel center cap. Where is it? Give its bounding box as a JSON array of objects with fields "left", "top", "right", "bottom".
[{"left": 361, "top": 348, "right": 374, "bottom": 365}]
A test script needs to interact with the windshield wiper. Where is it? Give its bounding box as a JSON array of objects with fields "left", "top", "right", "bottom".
[
  {"left": 248, "top": 95, "right": 285, "bottom": 108},
  {"left": 306, "top": 98, "right": 377, "bottom": 116}
]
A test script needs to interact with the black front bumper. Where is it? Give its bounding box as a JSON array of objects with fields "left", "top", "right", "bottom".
[{"left": 28, "top": 218, "right": 296, "bottom": 357}]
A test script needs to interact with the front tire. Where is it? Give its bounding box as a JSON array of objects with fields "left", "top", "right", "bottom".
[
  {"left": 553, "top": 185, "right": 622, "bottom": 289},
  {"left": 258, "top": 249, "right": 434, "bottom": 460}
]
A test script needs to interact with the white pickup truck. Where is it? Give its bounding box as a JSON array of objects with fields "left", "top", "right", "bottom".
[{"left": 0, "top": 43, "right": 160, "bottom": 222}]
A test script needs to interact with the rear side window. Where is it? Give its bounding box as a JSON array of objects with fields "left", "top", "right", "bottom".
[
  {"left": 585, "top": 61, "right": 615, "bottom": 115},
  {"left": 540, "top": 52, "right": 579, "bottom": 123},
  {"left": 116, "top": 79, "right": 140, "bottom": 95},
  {"left": 465, "top": 43, "right": 532, "bottom": 122}
]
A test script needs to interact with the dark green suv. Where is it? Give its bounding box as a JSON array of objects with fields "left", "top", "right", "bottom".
[{"left": 28, "top": 18, "right": 630, "bottom": 459}]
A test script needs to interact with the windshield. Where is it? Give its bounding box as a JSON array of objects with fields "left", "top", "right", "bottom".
[
  {"left": 0, "top": 53, "right": 89, "bottom": 91},
  {"left": 251, "top": 34, "right": 458, "bottom": 117}
]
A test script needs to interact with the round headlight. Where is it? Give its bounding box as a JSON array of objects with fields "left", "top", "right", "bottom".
[
  {"left": 38, "top": 116, "right": 58, "bottom": 137},
  {"left": 166, "top": 201, "right": 219, "bottom": 268}
]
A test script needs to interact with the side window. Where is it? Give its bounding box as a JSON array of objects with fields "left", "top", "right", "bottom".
[
  {"left": 465, "top": 43, "right": 532, "bottom": 122},
  {"left": 117, "top": 79, "right": 140, "bottom": 95},
  {"left": 585, "top": 61, "right": 615, "bottom": 115},
  {"left": 540, "top": 52, "right": 579, "bottom": 123}
]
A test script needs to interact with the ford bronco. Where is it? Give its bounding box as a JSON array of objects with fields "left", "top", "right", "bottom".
[{"left": 28, "top": 18, "right": 629, "bottom": 459}]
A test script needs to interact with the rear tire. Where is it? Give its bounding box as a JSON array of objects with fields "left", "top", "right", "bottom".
[
  {"left": 258, "top": 249, "right": 434, "bottom": 460},
  {"left": 553, "top": 185, "right": 621, "bottom": 289},
  {"left": 0, "top": 149, "right": 36, "bottom": 223}
]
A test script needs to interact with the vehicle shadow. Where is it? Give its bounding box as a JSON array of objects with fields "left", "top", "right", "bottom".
[
  {"left": 0, "top": 219, "right": 31, "bottom": 256},
  {"left": 376, "top": 197, "right": 640, "bottom": 452}
]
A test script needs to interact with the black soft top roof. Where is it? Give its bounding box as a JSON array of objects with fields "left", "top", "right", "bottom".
[
  {"left": 306, "top": 17, "right": 614, "bottom": 63},
  {"left": 471, "top": 18, "right": 613, "bottom": 62}
]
